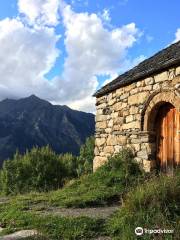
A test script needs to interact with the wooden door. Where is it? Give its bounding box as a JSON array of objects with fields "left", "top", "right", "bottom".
[{"left": 156, "top": 103, "right": 180, "bottom": 172}]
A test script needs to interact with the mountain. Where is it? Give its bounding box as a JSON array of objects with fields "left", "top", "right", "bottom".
[{"left": 0, "top": 95, "right": 95, "bottom": 166}]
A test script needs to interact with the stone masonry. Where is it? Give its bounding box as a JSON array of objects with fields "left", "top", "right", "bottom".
[{"left": 93, "top": 63, "right": 180, "bottom": 172}]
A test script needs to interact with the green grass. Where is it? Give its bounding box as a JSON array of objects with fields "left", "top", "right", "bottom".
[
  {"left": 106, "top": 170, "right": 180, "bottom": 240},
  {"left": 0, "top": 199, "right": 106, "bottom": 239},
  {"left": 0, "top": 150, "right": 143, "bottom": 239},
  {"left": 14, "top": 149, "right": 143, "bottom": 209},
  {"left": 0, "top": 151, "right": 179, "bottom": 239}
]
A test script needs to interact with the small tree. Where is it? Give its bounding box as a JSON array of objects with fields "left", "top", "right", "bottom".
[{"left": 77, "top": 136, "right": 95, "bottom": 176}]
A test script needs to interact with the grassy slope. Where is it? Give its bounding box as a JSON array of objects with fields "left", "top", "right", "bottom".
[
  {"left": 107, "top": 170, "right": 180, "bottom": 240},
  {"left": 0, "top": 153, "right": 179, "bottom": 239},
  {"left": 0, "top": 152, "right": 143, "bottom": 239},
  {"left": 0, "top": 201, "right": 105, "bottom": 239}
]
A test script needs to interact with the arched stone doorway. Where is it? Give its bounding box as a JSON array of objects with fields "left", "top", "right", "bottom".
[{"left": 142, "top": 91, "right": 180, "bottom": 172}]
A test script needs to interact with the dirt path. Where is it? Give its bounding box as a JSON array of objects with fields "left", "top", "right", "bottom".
[
  {"left": 36, "top": 205, "right": 119, "bottom": 219},
  {"left": 0, "top": 198, "right": 9, "bottom": 205}
]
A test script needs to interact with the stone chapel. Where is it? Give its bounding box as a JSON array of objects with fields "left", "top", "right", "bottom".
[{"left": 93, "top": 41, "right": 180, "bottom": 172}]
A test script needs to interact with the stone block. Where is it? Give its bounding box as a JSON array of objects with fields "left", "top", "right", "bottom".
[
  {"left": 126, "top": 115, "right": 134, "bottom": 123},
  {"left": 113, "top": 125, "right": 123, "bottom": 131},
  {"left": 108, "top": 119, "right": 113, "bottom": 127},
  {"left": 128, "top": 92, "right": 148, "bottom": 105},
  {"left": 104, "top": 146, "right": 114, "bottom": 154},
  {"left": 113, "top": 102, "right": 122, "bottom": 111},
  {"left": 96, "top": 109, "right": 103, "bottom": 115},
  {"left": 116, "top": 135, "right": 128, "bottom": 145},
  {"left": 111, "top": 112, "right": 119, "bottom": 118},
  {"left": 108, "top": 98, "right": 116, "bottom": 106},
  {"left": 122, "top": 121, "right": 140, "bottom": 130},
  {"left": 105, "top": 128, "right": 112, "bottom": 134},
  {"left": 96, "top": 97, "right": 107, "bottom": 106},
  {"left": 153, "top": 83, "right": 160, "bottom": 90},
  {"left": 95, "top": 138, "right": 106, "bottom": 146},
  {"left": 143, "top": 160, "right": 156, "bottom": 172},
  {"left": 124, "top": 83, "right": 135, "bottom": 92},
  {"left": 120, "top": 93, "right": 129, "bottom": 100},
  {"left": 94, "top": 147, "right": 99, "bottom": 155},
  {"left": 175, "top": 66, "right": 180, "bottom": 76},
  {"left": 130, "top": 88, "right": 139, "bottom": 95},
  {"left": 96, "top": 121, "right": 107, "bottom": 129},
  {"left": 131, "top": 138, "right": 141, "bottom": 144},
  {"left": 145, "top": 77, "right": 154, "bottom": 85},
  {"left": 114, "top": 145, "right": 123, "bottom": 153},
  {"left": 107, "top": 135, "right": 117, "bottom": 145},
  {"left": 143, "top": 85, "right": 153, "bottom": 91},
  {"left": 154, "top": 71, "right": 168, "bottom": 82},
  {"left": 131, "top": 144, "right": 141, "bottom": 152},
  {"left": 96, "top": 115, "right": 108, "bottom": 122},
  {"left": 116, "top": 88, "right": 124, "bottom": 96},
  {"left": 113, "top": 117, "right": 124, "bottom": 125},
  {"left": 93, "top": 156, "right": 107, "bottom": 171},
  {"left": 96, "top": 103, "right": 107, "bottom": 109},
  {"left": 168, "top": 69, "right": 175, "bottom": 80},
  {"left": 130, "top": 106, "right": 139, "bottom": 114},
  {"left": 137, "top": 150, "right": 148, "bottom": 159}
]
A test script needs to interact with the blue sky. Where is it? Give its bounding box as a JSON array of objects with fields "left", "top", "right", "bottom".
[{"left": 0, "top": 0, "right": 179, "bottom": 112}]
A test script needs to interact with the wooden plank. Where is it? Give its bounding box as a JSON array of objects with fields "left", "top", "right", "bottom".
[{"left": 174, "top": 110, "right": 180, "bottom": 165}]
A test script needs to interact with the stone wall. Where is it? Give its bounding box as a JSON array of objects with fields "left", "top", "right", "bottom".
[{"left": 94, "top": 66, "right": 180, "bottom": 172}]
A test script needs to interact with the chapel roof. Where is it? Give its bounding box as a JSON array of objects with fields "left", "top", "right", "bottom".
[{"left": 94, "top": 40, "right": 180, "bottom": 97}]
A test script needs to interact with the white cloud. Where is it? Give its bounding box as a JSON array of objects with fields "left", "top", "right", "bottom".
[
  {"left": 54, "top": 4, "right": 141, "bottom": 111},
  {"left": 101, "top": 9, "right": 111, "bottom": 22},
  {"left": 0, "top": 0, "right": 142, "bottom": 112},
  {"left": 18, "top": 0, "right": 60, "bottom": 26},
  {"left": 0, "top": 17, "right": 60, "bottom": 100},
  {"left": 173, "top": 28, "right": 180, "bottom": 43}
]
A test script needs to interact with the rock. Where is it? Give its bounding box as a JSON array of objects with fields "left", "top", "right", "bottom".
[
  {"left": 106, "top": 136, "right": 117, "bottom": 146},
  {"left": 128, "top": 92, "right": 148, "bottom": 105},
  {"left": 122, "top": 121, "right": 140, "bottom": 130},
  {"left": 96, "top": 138, "right": 106, "bottom": 146},
  {"left": 154, "top": 71, "right": 168, "bottom": 82},
  {"left": 126, "top": 115, "right": 134, "bottom": 123},
  {"left": 96, "top": 121, "right": 107, "bottom": 129},
  {"left": 145, "top": 77, "right": 154, "bottom": 85},
  {"left": 93, "top": 156, "right": 107, "bottom": 171},
  {"left": 175, "top": 66, "right": 180, "bottom": 76},
  {"left": 0, "top": 230, "right": 38, "bottom": 240},
  {"left": 168, "top": 69, "right": 175, "bottom": 80},
  {"left": 104, "top": 146, "right": 114, "bottom": 154}
]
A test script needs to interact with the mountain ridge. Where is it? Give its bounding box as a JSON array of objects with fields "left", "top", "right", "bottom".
[{"left": 0, "top": 95, "right": 95, "bottom": 166}]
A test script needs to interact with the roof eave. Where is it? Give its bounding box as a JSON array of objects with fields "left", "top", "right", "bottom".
[{"left": 93, "top": 58, "right": 180, "bottom": 98}]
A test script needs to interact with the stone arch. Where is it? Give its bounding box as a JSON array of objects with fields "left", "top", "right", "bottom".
[{"left": 142, "top": 90, "right": 180, "bottom": 131}]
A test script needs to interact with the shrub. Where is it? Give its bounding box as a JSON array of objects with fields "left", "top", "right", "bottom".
[
  {"left": 59, "top": 153, "right": 78, "bottom": 179},
  {"left": 76, "top": 136, "right": 95, "bottom": 176},
  {"left": 107, "top": 170, "right": 180, "bottom": 240},
  {"left": 0, "top": 146, "right": 67, "bottom": 194}
]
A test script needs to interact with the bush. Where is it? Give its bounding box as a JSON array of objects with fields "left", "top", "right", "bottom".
[
  {"left": 60, "top": 153, "right": 78, "bottom": 179},
  {"left": 76, "top": 136, "right": 95, "bottom": 176},
  {"left": 0, "top": 146, "right": 67, "bottom": 194},
  {"left": 107, "top": 170, "right": 180, "bottom": 240}
]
